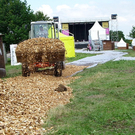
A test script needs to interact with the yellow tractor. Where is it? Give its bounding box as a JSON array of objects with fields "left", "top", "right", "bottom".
[{"left": 16, "top": 21, "right": 66, "bottom": 77}]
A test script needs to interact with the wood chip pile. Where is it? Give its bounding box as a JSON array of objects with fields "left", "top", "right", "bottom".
[
  {"left": 15, "top": 38, "right": 65, "bottom": 64},
  {"left": 0, "top": 65, "right": 87, "bottom": 134}
]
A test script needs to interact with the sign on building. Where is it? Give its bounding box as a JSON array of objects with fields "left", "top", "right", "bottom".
[
  {"left": 102, "top": 22, "right": 109, "bottom": 28},
  {"left": 62, "top": 24, "right": 69, "bottom": 36},
  {"left": 62, "top": 24, "right": 69, "bottom": 30}
]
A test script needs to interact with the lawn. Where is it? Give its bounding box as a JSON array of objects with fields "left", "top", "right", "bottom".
[
  {"left": 65, "top": 53, "right": 99, "bottom": 63},
  {"left": 4, "top": 49, "right": 135, "bottom": 134},
  {"left": 5, "top": 58, "right": 22, "bottom": 78},
  {"left": 43, "top": 50, "right": 135, "bottom": 135}
]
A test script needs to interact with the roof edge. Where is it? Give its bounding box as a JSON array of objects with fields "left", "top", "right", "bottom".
[{"left": 60, "top": 18, "right": 110, "bottom": 23}]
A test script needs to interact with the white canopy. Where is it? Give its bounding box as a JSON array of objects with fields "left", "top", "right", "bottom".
[
  {"left": 132, "top": 38, "right": 135, "bottom": 46},
  {"left": 117, "top": 38, "right": 126, "bottom": 47},
  {"left": 89, "top": 21, "right": 106, "bottom": 40}
]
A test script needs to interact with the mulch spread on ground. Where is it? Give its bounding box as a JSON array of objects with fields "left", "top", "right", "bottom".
[{"left": 0, "top": 65, "right": 87, "bottom": 135}]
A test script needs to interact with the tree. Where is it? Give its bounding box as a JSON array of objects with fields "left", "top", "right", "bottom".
[
  {"left": 34, "top": 11, "right": 52, "bottom": 21},
  {"left": 109, "top": 30, "right": 125, "bottom": 42},
  {"left": 129, "top": 26, "right": 135, "bottom": 38},
  {"left": 117, "top": 31, "right": 125, "bottom": 41},
  {"left": 0, "top": 0, "right": 34, "bottom": 51}
]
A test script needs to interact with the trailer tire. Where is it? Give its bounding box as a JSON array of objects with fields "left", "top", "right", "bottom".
[{"left": 54, "top": 61, "right": 62, "bottom": 77}]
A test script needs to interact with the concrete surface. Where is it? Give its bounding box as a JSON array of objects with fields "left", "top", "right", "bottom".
[{"left": 67, "top": 49, "right": 135, "bottom": 69}]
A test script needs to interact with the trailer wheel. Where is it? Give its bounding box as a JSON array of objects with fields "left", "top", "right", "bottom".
[
  {"left": 22, "top": 63, "right": 30, "bottom": 77},
  {"left": 34, "top": 67, "right": 38, "bottom": 72},
  {"left": 62, "top": 61, "right": 65, "bottom": 70},
  {"left": 54, "top": 61, "right": 62, "bottom": 77}
]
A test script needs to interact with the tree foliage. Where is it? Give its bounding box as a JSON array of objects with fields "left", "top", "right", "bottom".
[
  {"left": 0, "top": 0, "right": 34, "bottom": 51},
  {"left": 34, "top": 11, "right": 52, "bottom": 21},
  {"left": 129, "top": 26, "right": 135, "bottom": 38},
  {"left": 109, "top": 30, "right": 125, "bottom": 42},
  {"left": 0, "top": 0, "right": 52, "bottom": 51}
]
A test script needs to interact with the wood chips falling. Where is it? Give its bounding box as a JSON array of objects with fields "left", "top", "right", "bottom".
[
  {"left": 0, "top": 65, "right": 87, "bottom": 135},
  {"left": 15, "top": 38, "right": 65, "bottom": 64}
]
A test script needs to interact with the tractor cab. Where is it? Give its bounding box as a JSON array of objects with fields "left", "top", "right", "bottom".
[{"left": 30, "top": 21, "right": 59, "bottom": 39}]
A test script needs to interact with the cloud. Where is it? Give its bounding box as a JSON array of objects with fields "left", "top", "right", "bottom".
[
  {"left": 36, "top": 1, "right": 135, "bottom": 36},
  {"left": 36, "top": 5, "right": 53, "bottom": 17},
  {"left": 56, "top": 4, "right": 102, "bottom": 20},
  {"left": 56, "top": 5, "right": 70, "bottom": 12},
  {"left": 118, "top": 16, "right": 127, "bottom": 22}
]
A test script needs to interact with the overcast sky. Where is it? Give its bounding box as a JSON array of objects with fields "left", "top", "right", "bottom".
[{"left": 25, "top": 0, "right": 135, "bottom": 39}]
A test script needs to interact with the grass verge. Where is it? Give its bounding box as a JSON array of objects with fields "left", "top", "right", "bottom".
[
  {"left": 4, "top": 58, "right": 22, "bottom": 78},
  {"left": 65, "top": 53, "right": 99, "bottom": 63},
  {"left": 43, "top": 59, "right": 135, "bottom": 135},
  {"left": 123, "top": 49, "right": 135, "bottom": 57}
]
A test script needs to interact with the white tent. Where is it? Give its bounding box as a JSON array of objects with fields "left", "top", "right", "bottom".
[
  {"left": 89, "top": 21, "right": 106, "bottom": 40},
  {"left": 117, "top": 38, "right": 126, "bottom": 47},
  {"left": 132, "top": 38, "right": 135, "bottom": 46}
]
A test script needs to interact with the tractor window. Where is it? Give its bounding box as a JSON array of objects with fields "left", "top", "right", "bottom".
[
  {"left": 35, "top": 24, "right": 48, "bottom": 38},
  {"left": 31, "top": 23, "right": 59, "bottom": 39},
  {"left": 31, "top": 23, "right": 53, "bottom": 38}
]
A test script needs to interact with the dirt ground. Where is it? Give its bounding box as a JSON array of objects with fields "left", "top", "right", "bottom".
[{"left": 0, "top": 65, "right": 87, "bottom": 135}]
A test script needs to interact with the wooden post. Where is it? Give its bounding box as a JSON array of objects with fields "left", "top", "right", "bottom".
[
  {"left": 0, "top": 34, "right": 6, "bottom": 78},
  {"left": 133, "top": 46, "right": 135, "bottom": 51}
]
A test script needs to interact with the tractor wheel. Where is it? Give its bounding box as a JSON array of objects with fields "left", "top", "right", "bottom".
[{"left": 54, "top": 61, "right": 62, "bottom": 77}]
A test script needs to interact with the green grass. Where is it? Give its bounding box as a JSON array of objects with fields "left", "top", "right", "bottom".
[
  {"left": 4, "top": 58, "right": 22, "bottom": 78},
  {"left": 43, "top": 52, "right": 135, "bottom": 134},
  {"left": 115, "top": 49, "right": 135, "bottom": 57},
  {"left": 4, "top": 50, "right": 135, "bottom": 134},
  {"left": 123, "top": 49, "right": 135, "bottom": 57},
  {"left": 65, "top": 53, "right": 99, "bottom": 63}
]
